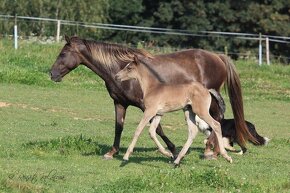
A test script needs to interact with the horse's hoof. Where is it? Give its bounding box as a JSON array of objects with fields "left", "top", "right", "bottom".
[
  {"left": 203, "top": 154, "right": 217, "bottom": 160},
  {"left": 204, "top": 150, "right": 214, "bottom": 157},
  {"left": 103, "top": 153, "right": 114, "bottom": 160},
  {"left": 103, "top": 148, "right": 119, "bottom": 160}
]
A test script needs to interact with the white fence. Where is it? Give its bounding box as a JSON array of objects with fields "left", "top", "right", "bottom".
[{"left": 1, "top": 15, "right": 290, "bottom": 64}]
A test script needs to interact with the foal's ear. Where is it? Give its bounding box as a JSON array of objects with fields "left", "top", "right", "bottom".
[
  {"left": 64, "top": 35, "right": 71, "bottom": 44},
  {"left": 133, "top": 55, "right": 140, "bottom": 65}
]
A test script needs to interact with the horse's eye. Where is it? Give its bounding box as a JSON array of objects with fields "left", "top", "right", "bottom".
[
  {"left": 127, "top": 67, "right": 132, "bottom": 71},
  {"left": 59, "top": 53, "right": 65, "bottom": 57}
]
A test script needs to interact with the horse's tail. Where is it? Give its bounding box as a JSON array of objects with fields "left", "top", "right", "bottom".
[
  {"left": 209, "top": 89, "right": 226, "bottom": 120},
  {"left": 218, "top": 54, "right": 258, "bottom": 146}
]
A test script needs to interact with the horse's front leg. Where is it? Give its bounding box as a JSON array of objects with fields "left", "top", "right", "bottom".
[{"left": 104, "top": 102, "right": 127, "bottom": 160}]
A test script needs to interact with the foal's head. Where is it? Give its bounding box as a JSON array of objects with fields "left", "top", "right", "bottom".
[
  {"left": 115, "top": 56, "right": 140, "bottom": 82},
  {"left": 50, "top": 36, "right": 85, "bottom": 82}
]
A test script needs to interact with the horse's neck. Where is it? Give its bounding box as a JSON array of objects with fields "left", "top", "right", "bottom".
[
  {"left": 80, "top": 47, "right": 119, "bottom": 82},
  {"left": 79, "top": 50, "right": 127, "bottom": 98},
  {"left": 137, "top": 64, "right": 161, "bottom": 97}
]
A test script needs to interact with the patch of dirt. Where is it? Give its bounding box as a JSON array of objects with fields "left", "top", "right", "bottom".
[
  {"left": 0, "top": 101, "right": 101, "bottom": 121},
  {"left": 0, "top": 102, "right": 11, "bottom": 108}
]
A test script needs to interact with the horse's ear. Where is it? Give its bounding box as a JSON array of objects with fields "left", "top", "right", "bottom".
[
  {"left": 135, "top": 54, "right": 147, "bottom": 63},
  {"left": 65, "top": 35, "right": 71, "bottom": 43}
]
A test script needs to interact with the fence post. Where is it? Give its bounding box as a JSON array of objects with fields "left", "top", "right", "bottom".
[
  {"left": 14, "top": 15, "right": 18, "bottom": 49},
  {"left": 56, "top": 20, "right": 61, "bottom": 42},
  {"left": 224, "top": 46, "right": 228, "bottom": 56},
  {"left": 258, "top": 33, "right": 262, "bottom": 65},
  {"left": 266, "top": 37, "right": 270, "bottom": 65}
]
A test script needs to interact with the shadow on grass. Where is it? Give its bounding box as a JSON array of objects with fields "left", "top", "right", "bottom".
[{"left": 22, "top": 134, "right": 208, "bottom": 165}]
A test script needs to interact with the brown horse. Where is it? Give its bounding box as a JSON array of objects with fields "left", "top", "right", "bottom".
[
  {"left": 50, "top": 36, "right": 254, "bottom": 160},
  {"left": 115, "top": 56, "right": 232, "bottom": 165}
]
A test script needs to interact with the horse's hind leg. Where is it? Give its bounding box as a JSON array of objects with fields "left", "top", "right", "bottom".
[
  {"left": 174, "top": 109, "right": 198, "bottom": 165},
  {"left": 149, "top": 116, "right": 173, "bottom": 158}
]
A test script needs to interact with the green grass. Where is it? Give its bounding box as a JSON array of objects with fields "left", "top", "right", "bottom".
[{"left": 0, "top": 39, "right": 289, "bottom": 192}]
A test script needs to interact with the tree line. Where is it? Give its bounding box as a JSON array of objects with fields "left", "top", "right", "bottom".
[{"left": 0, "top": 0, "right": 289, "bottom": 62}]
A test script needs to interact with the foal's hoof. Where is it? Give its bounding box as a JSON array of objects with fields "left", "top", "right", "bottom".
[
  {"left": 227, "top": 157, "right": 233, "bottom": 163},
  {"left": 223, "top": 155, "right": 233, "bottom": 163},
  {"left": 120, "top": 160, "right": 129, "bottom": 167},
  {"left": 170, "top": 154, "right": 178, "bottom": 162},
  {"left": 173, "top": 163, "right": 180, "bottom": 168}
]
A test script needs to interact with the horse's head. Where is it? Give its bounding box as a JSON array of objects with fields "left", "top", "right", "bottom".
[
  {"left": 115, "top": 56, "right": 140, "bottom": 82},
  {"left": 50, "top": 35, "right": 84, "bottom": 82}
]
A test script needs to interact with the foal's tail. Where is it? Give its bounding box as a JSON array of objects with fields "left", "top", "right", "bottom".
[{"left": 218, "top": 54, "right": 258, "bottom": 146}]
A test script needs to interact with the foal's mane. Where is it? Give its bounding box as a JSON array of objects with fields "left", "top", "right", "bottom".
[{"left": 77, "top": 38, "right": 153, "bottom": 70}]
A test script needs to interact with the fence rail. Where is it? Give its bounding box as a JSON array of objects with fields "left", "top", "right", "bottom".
[{"left": 1, "top": 14, "right": 289, "bottom": 64}]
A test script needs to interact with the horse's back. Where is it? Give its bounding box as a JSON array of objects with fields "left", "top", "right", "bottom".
[{"left": 147, "top": 49, "right": 227, "bottom": 90}]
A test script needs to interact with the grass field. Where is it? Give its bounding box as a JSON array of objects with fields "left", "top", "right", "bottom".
[{"left": 0, "top": 40, "right": 290, "bottom": 193}]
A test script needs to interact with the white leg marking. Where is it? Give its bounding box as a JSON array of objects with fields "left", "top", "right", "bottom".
[{"left": 195, "top": 115, "right": 210, "bottom": 137}]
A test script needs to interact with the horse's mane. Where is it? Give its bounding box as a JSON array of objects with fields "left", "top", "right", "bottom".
[{"left": 73, "top": 37, "right": 153, "bottom": 70}]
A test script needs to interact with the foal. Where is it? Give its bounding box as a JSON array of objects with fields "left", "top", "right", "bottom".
[{"left": 115, "top": 56, "right": 232, "bottom": 165}]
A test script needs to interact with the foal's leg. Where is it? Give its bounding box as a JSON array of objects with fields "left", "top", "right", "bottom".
[
  {"left": 149, "top": 116, "right": 173, "bottom": 158},
  {"left": 192, "top": 93, "right": 232, "bottom": 163},
  {"left": 205, "top": 131, "right": 221, "bottom": 159},
  {"left": 174, "top": 109, "right": 199, "bottom": 165},
  {"left": 155, "top": 124, "right": 177, "bottom": 158},
  {"left": 204, "top": 132, "right": 216, "bottom": 159},
  {"left": 123, "top": 110, "right": 156, "bottom": 161},
  {"left": 198, "top": 113, "right": 232, "bottom": 163},
  {"left": 104, "top": 102, "right": 127, "bottom": 159}
]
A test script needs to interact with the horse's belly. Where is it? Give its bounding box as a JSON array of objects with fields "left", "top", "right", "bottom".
[{"left": 157, "top": 100, "right": 188, "bottom": 114}]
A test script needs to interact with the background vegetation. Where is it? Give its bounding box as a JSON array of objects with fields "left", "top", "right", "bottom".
[
  {"left": 0, "top": 0, "right": 289, "bottom": 62},
  {"left": 0, "top": 39, "right": 289, "bottom": 192}
]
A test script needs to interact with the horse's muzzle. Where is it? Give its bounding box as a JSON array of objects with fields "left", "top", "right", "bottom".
[{"left": 50, "top": 71, "right": 62, "bottom": 82}]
